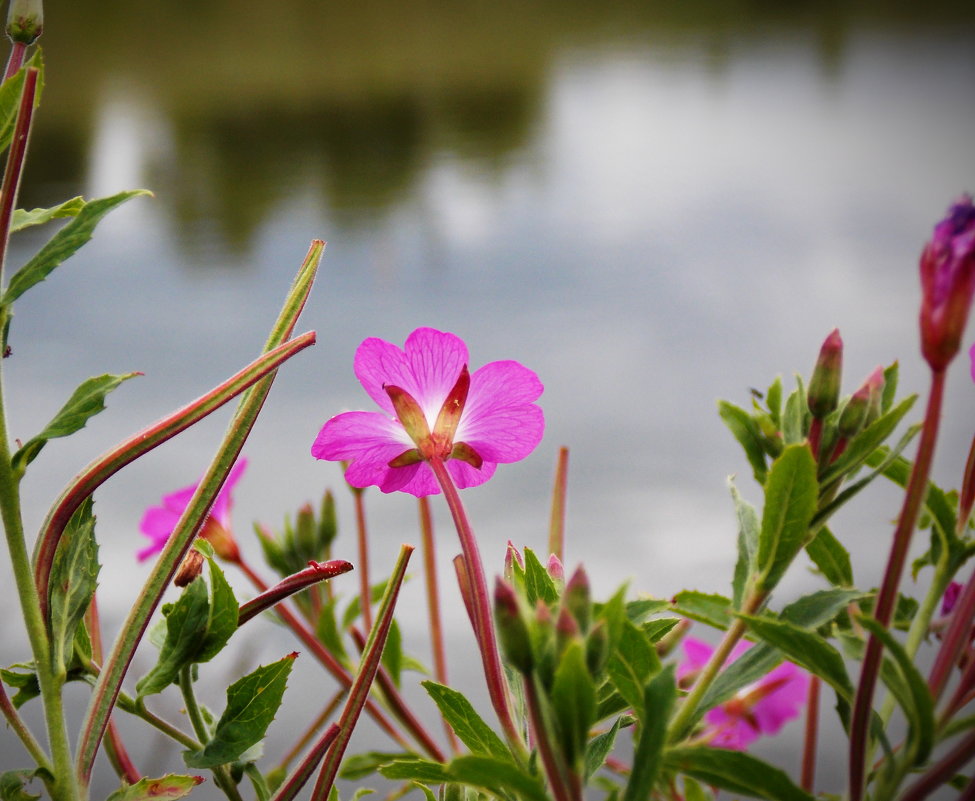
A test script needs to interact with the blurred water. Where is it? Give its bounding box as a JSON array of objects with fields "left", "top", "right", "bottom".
[{"left": 2, "top": 2, "right": 974, "bottom": 797}]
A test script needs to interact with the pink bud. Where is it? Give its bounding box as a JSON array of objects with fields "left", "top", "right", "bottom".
[{"left": 807, "top": 329, "right": 843, "bottom": 418}]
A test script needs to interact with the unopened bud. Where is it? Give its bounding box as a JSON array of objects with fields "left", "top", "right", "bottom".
[
  {"left": 503, "top": 541, "right": 524, "bottom": 583},
  {"left": 585, "top": 620, "right": 609, "bottom": 676},
  {"left": 838, "top": 367, "right": 884, "bottom": 438},
  {"left": 494, "top": 578, "right": 533, "bottom": 674},
  {"left": 295, "top": 503, "right": 316, "bottom": 560},
  {"left": 201, "top": 517, "right": 240, "bottom": 563},
  {"left": 919, "top": 195, "right": 975, "bottom": 372},
  {"left": 6, "top": 0, "right": 43, "bottom": 45},
  {"left": 174, "top": 548, "right": 204, "bottom": 587},
  {"left": 318, "top": 490, "right": 337, "bottom": 550},
  {"left": 546, "top": 553, "right": 565, "bottom": 586},
  {"left": 563, "top": 566, "right": 591, "bottom": 633},
  {"left": 555, "top": 605, "right": 580, "bottom": 656},
  {"left": 807, "top": 329, "right": 843, "bottom": 418}
]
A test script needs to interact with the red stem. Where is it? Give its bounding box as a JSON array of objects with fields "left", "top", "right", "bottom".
[
  {"left": 0, "top": 66, "right": 36, "bottom": 282},
  {"left": 800, "top": 675, "right": 820, "bottom": 791},
  {"left": 848, "top": 369, "right": 946, "bottom": 801},
  {"left": 3, "top": 42, "right": 26, "bottom": 80},
  {"left": 352, "top": 490, "right": 372, "bottom": 630},
  {"left": 897, "top": 727, "right": 975, "bottom": 801},
  {"left": 548, "top": 447, "right": 569, "bottom": 562},
  {"left": 428, "top": 457, "right": 526, "bottom": 759},
  {"left": 418, "top": 495, "right": 460, "bottom": 753},
  {"left": 929, "top": 567, "right": 975, "bottom": 702}
]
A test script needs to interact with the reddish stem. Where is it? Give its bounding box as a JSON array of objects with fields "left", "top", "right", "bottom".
[
  {"left": 848, "top": 368, "right": 946, "bottom": 801},
  {"left": 0, "top": 66, "right": 36, "bottom": 282},
  {"left": 352, "top": 489, "right": 372, "bottom": 630},
  {"left": 428, "top": 457, "right": 527, "bottom": 759},
  {"left": 3, "top": 42, "right": 26, "bottom": 80},
  {"left": 800, "top": 675, "right": 820, "bottom": 791},
  {"left": 898, "top": 727, "right": 975, "bottom": 801},
  {"left": 548, "top": 447, "right": 569, "bottom": 562},
  {"left": 418, "top": 495, "right": 460, "bottom": 753},
  {"left": 929, "top": 567, "right": 975, "bottom": 702},
  {"left": 524, "top": 675, "right": 575, "bottom": 801},
  {"left": 269, "top": 723, "right": 341, "bottom": 801}
]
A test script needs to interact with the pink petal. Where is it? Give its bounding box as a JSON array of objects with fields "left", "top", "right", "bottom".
[
  {"left": 312, "top": 411, "right": 412, "bottom": 462},
  {"left": 446, "top": 458, "right": 497, "bottom": 490},
  {"left": 679, "top": 638, "right": 715, "bottom": 677},
  {"left": 970, "top": 341, "right": 975, "bottom": 383},
  {"left": 705, "top": 707, "right": 760, "bottom": 750},
  {"left": 752, "top": 663, "right": 809, "bottom": 735}
]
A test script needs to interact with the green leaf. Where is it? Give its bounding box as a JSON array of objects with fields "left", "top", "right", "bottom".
[
  {"left": 858, "top": 616, "right": 935, "bottom": 764},
  {"left": 665, "top": 746, "right": 815, "bottom": 801},
  {"left": 756, "top": 444, "right": 819, "bottom": 592},
  {"left": 805, "top": 527, "right": 853, "bottom": 587},
  {"left": 184, "top": 653, "right": 296, "bottom": 769},
  {"left": 779, "top": 588, "right": 867, "bottom": 628},
  {"left": 14, "top": 373, "right": 139, "bottom": 471},
  {"left": 379, "top": 757, "right": 450, "bottom": 784},
  {"left": 523, "top": 547, "right": 558, "bottom": 607},
  {"left": 341, "top": 579, "right": 390, "bottom": 629},
  {"left": 820, "top": 396, "right": 917, "bottom": 485},
  {"left": 782, "top": 379, "right": 808, "bottom": 446},
  {"left": 765, "top": 376, "right": 783, "bottom": 428},
  {"left": 338, "top": 752, "right": 409, "bottom": 781},
  {"left": 47, "top": 499, "right": 99, "bottom": 675},
  {"left": 315, "top": 597, "right": 350, "bottom": 667},
  {"left": 623, "top": 666, "right": 675, "bottom": 801},
  {"left": 729, "top": 479, "right": 760, "bottom": 609},
  {"left": 641, "top": 618, "right": 681, "bottom": 644},
  {"left": 682, "top": 776, "right": 713, "bottom": 801},
  {"left": 104, "top": 775, "right": 204, "bottom": 801},
  {"left": 585, "top": 716, "right": 623, "bottom": 780},
  {"left": 881, "top": 362, "right": 899, "bottom": 414},
  {"left": 447, "top": 755, "right": 549, "bottom": 801},
  {"left": 381, "top": 618, "right": 403, "bottom": 687},
  {"left": 718, "top": 400, "right": 768, "bottom": 484},
  {"left": 0, "top": 771, "right": 41, "bottom": 801},
  {"left": 195, "top": 555, "right": 239, "bottom": 663},
  {"left": 552, "top": 641, "right": 597, "bottom": 765},
  {"left": 410, "top": 784, "right": 437, "bottom": 801},
  {"left": 0, "top": 51, "right": 43, "bottom": 155},
  {"left": 606, "top": 619, "right": 660, "bottom": 720},
  {"left": 4, "top": 190, "right": 151, "bottom": 304},
  {"left": 421, "top": 681, "right": 510, "bottom": 762},
  {"left": 670, "top": 591, "right": 732, "bottom": 630},
  {"left": 136, "top": 580, "right": 210, "bottom": 697},
  {"left": 0, "top": 664, "right": 39, "bottom": 708},
  {"left": 11, "top": 197, "right": 86, "bottom": 233}
]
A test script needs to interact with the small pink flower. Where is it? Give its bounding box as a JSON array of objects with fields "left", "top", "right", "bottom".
[
  {"left": 678, "top": 637, "right": 809, "bottom": 750},
  {"left": 137, "top": 458, "right": 247, "bottom": 562},
  {"left": 311, "top": 328, "right": 544, "bottom": 497}
]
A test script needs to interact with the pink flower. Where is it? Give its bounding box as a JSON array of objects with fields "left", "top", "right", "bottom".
[
  {"left": 919, "top": 194, "right": 975, "bottom": 372},
  {"left": 137, "top": 458, "right": 247, "bottom": 562},
  {"left": 678, "top": 637, "right": 809, "bottom": 750},
  {"left": 311, "top": 328, "right": 544, "bottom": 497}
]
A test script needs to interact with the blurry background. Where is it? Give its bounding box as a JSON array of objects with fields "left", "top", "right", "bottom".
[{"left": 2, "top": 0, "right": 974, "bottom": 796}]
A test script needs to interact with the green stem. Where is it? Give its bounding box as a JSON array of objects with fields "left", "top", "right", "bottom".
[
  {"left": 0, "top": 681, "right": 51, "bottom": 773},
  {"left": 547, "top": 447, "right": 569, "bottom": 562},
  {"left": 848, "top": 368, "right": 946, "bottom": 801},
  {"left": 428, "top": 456, "right": 528, "bottom": 761}
]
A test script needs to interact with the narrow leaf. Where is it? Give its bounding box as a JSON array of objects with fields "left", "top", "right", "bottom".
[
  {"left": 4, "top": 190, "right": 152, "bottom": 303},
  {"left": 717, "top": 401, "right": 767, "bottom": 483},
  {"left": 804, "top": 527, "right": 853, "bottom": 587},
  {"left": 379, "top": 757, "right": 450, "bottom": 784},
  {"left": 670, "top": 591, "right": 733, "bottom": 630},
  {"left": 607, "top": 619, "right": 660, "bottom": 720},
  {"left": 729, "top": 479, "right": 760, "bottom": 609},
  {"left": 523, "top": 547, "right": 558, "bottom": 607},
  {"left": 421, "top": 681, "right": 510, "bottom": 761},
  {"left": 195, "top": 555, "right": 239, "bottom": 663},
  {"left": 552, "top": 641, "right": 597, "bottom": 765},
  {"left": 782, "top": 380, "right": 808, "bottom": 446},
  {"left": 104, "top": 775, "right": 204, "bottom": 801},
  {"left": 756, "top": 444, "right": 818, "bottom": 593},
  {"left": 14, "top": 373, "right": 139, "bottom": 471},
  {"left": 447, "top": 755, "right": 550, "bottom": 801},
  {"left": 136, "top": 580, "right": 210, "bottom": 698},
  {"left": 623, "top": 667, "right": 675, "bottom": 801},
  {"left": 665, "top": 746, "right": 815, "bottom": 801},
  {"left": 184, "top": 653, "right": 296, "bottom": 768},
  {"left": 10, "top": 197, "right": 86, "bottom": 232},
  {"left": 585, "top": 716, "right": 623, "bottom": 780},
  {"left": 0, "top": 51, "right": 42, "bottom": 154}
]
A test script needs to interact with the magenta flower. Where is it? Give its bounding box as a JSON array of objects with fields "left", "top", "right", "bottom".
[
  {"left": 678, "top": 637, "right": 809, "bottom": 750},
  {"left": 137, "top": 458, "right": 247, "bottom": 562},
  {"left": 919, "top": 194, "right": 975, "bottom": 372},
  {"left": 311, "top": 327, "right": 544, "bottom": 497}
]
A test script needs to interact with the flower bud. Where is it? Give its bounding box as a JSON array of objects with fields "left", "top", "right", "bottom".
[
  {"left": 807, "top": 329, "right": 843, "bottom": 418},
  {"left": 838, "top": 367, "right": 885, "bottom": 439},
  {"left": 6, "top": 0, "right": 42, "bottom": 45},
  {"left": 563, "top": 566, "right": 591, "bottom": 633},
  {"left": 555, "top": 605, "right": 580, "bottom": 657},
  {"left": 546, "top": 553, "right": 565, "bottom": 586},
  {"left": 585, "top": 620, "right": 609, "bottom": 676},
  {"left": 295, "top": 502, "right": 317, "bottom": 560},
  {"left": 504, "top": 541, "right": 524, "bottom": 584},
  {"left": 174, "top": 547, "right": 204, "bottom": 587},
  {"left": 494, "top": 578, "right": 533, "bottom": 674},
  {"left": 318, "top": 490, "right": 337, "bottom": 550},
  {"left": 201, "top": 516, "right": 240, "bottom": 563},
  {"left": 919, "top": 195, "right": 975, "bottom": 372}
]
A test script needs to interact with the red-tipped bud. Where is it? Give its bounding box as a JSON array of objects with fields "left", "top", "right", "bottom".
[
  {"left": 838, "top": 367, "right": 885, "bottom": 439},
  {"left": 504, "top": 541, "right": 524, "bottom": 583},
  {"left": 201, "top": 517, "right": 240, "bottom": 563},
  {"left": 807, "top": 329, "right": 843, "bottom": 418},
  {"left": 546, "top": 553, "right": 565, "bottom": 585},
  {"left": 941, "top": 581, "right": 963, "bottom": 616},
  {"left": 6, "top": 0, "right": 42, "bottom": 45},
  {"left": 563, "top": 566, "right": 591, "bottom": 633},
  {"left": 494, "top": 578, "right": 533, "bottom": 674},
  {"left": 920, "top": 195, "right": 975, "bottom": 372}
]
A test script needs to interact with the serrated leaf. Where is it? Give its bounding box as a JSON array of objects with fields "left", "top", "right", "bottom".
[
  {"left": 136, "top": 580, "right": 210, "bottom": 697},
  {"left": 0, "top": 51, "right": 43, "bottom": 155},
  {"left": 670, "top": 591, "right": 732, "bottom": 630},
  {"left": 195, "top": 556, "right": 238, "bottom": 663},
  {"left": 805, "top": 527, "right": 853, "bottom": 587},
  {"left": 421, "top": 681, "right": 510, "bottom": 761},
  {"left": 14, "top": 373, "right": 139, "bottom": 471},
  {"left": 607, "top": 619, "right": 660, "bottom": 720},
  {"left": 11, "top": 197, "right": 86, "bottom": 232},
  {"left": 104, "top": 775, "right": 204, "bottom": 801},
  {"left": 665, "top": 746, "right": 815, "bottom": 801},
  {"left": 184, "top": 653, "right": 296, "bottom": 769},
  {"left": 622, "top": 666, "right": 675, "bottom": 801},
  {"left": 48, "top": 499, "right": 99, "bottom": 675},
  {"left": 756, "top": 445, "right": 818, "bottom": 593},
  {"left": 820, "top": 396, "right": 917, "bottom": 485},
  {"left": 729, "top": 479, "right": 760, "bottom": 609},
  {"left": 447, "top": 755, "right": 549, "bottom": 801},
  {"left": 0, "top": 771, "right": 41, "bottom": 801},
  {"left": 523, "top": 547, "right": 558, "bottom": 607},
  {"left": 0, "top": 664, "right": 39, "bottom": 708},
  {"left": 552, "top": 641, "right": 597, "bottom": 765},
  {"left": 642, "top": 618, "right": 680, "bottom": 644},
  {"left": 718, "top": 401, "right": 767, "bottom": 484},
  {"left": 4, "top": 190, "right": 151, "bottom": 304},
  {"left": 585, "top": 716, "right": 623, "bottom": 780}
]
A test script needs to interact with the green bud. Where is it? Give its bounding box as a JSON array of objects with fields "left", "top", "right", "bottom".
[
  {"left": 6, "top": 0, "right": 42, "bottom": 45},
  {"left": 584, "top": 620, "right": 609, "bottom": 677},
  {"left": 563, "top": 566, "right": 591, "bottom": 633},
  {"left": 318, "top": 490, "right": 337, "bottom": 550},
  {"left": 807, "top": 328, "right": 843, "bottom": 418},
  {"left": 494, "top": 578, "right": 533, "bottom": 674},
  {"left": 838, "top": 367, "right": 883, "bottom": 439},
  {"left": 555, "top": 605, "right": 580, "bottom": 657},
  {"left": 295, "top": 502, "right": 316, "bottom": 560}
]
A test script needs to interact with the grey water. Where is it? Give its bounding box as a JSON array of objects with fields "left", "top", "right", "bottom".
[{"left": 2, "top": 2, "right": 974, "bottom": 797}]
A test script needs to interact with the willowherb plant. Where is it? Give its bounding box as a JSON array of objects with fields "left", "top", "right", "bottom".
[{"left": 2, "top": 3, "right": 975, "bottom": 800}]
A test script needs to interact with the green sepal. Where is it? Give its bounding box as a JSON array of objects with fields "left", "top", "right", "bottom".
[
  {"left": 523, "top": 547, "right": 558, "bottom": 607},
  {"left": 606, "top": 619, "right": 660, "bottom": 722},
  {"left": 183, "top": 653, "right": 296, "bottom": 769},
  {"left": 104, "top": 775, "right": 204, "bottom": 801},
  {"left": 755, "top": 444, "right": 819, "bottom": 593},
  {"left": 664, "top": 746, "right": 815, "bottom": 801},
  {"left": 10, "top": 197, "right": 85, "bottom": 233},
  {"left": 622, "top": 666, "right": 675, "bottom": 801},
  {"left": 421, "top": 681, "right": 510, "bottom": 762},
  {"left": 4, "top": 189, "right": 152, "bottom": 304},
  {"left": 47, "top": 498, "right": 99, "bottom": 676},
  {"left": 14, "top": 373, "right": 139, "bottom": 473}
]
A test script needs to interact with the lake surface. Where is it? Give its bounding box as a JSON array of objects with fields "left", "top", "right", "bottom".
[{"left": 2, "top": 2, "right": 974, "bottom": 796}]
